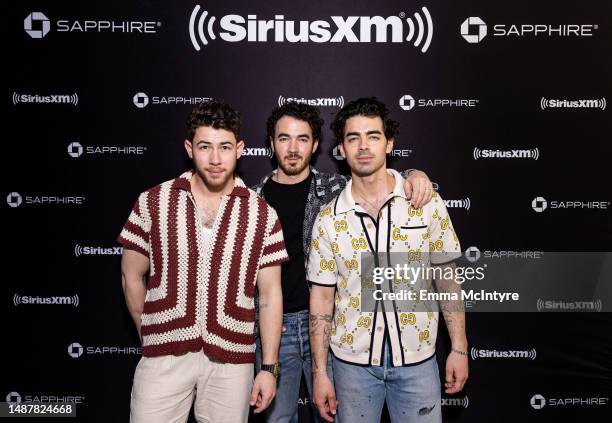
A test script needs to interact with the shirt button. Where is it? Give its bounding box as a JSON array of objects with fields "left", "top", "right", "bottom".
[
  {"left": 389, "top": 325, "right": 394, "bottom": 330},
  {"left": 367, "top": 224, "right": 373, "bottom": 229},
  {"left": 373, "top": 358, "right": 379, "bottom": 364},
  {"left": 376, "top": 327, "right": 383, "bottom": 332}
]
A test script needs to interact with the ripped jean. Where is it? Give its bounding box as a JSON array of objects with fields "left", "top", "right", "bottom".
[{"left": 332, "top": 346, "right": 441, "bottom": 423}]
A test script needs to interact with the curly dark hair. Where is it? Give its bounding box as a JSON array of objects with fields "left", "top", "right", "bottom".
[
  {"left": 186, "top": 100, "right": 241, "bottom": 142},
  {"left": 330, "top": 97, "right": 399, "bottom": 143},
  {"left": 266, "top": 102, "right": 324, "bottom": 142}
]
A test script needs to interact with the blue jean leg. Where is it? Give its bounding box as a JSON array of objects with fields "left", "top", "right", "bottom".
[
  {"left": 385, "top": 353, "right": 441, "bottom": 423},
  {"left": 256, "top": 313, "right": 302, "bottom": 423},
  {"left": 333, "top": 345, "right": 441, "bottom": 423},
  {"left": 332, "top": 355, "right": 386, "bottom": 423},
  {"left": 256, "top": 310, "right": 334, "bottom": 423},
  {"left": 298, "top": 312, "right": 334, "bottom": 423}
]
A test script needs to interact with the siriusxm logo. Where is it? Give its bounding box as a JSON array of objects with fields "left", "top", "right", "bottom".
[
  {"left": 74, "top": 245, "right": 123, "bottom": 257},
  {"left": 242, "top": 147, "right": 273, "bottom": 158},
  {"left": 399, "top": 94, "right": 478, "bottom": 111},
  {"left": 189, "top": 5, "right": 434, "bottom": 53},
  {"left": 471, "top": 347, "right": 536, "bottom": 360},
  {"left": 473, "top": 147, "right": 539, "bottom": 160},
  {"left": 441, "top": 396, "right": 469, "bottom": 408},
  {"left": 278, "top": 95, "right": 344, "bottom": 108},
  {"left": 541, "top": 97, "right": 606, "bottom": 110},
  {"left": 14, "top": 294, "right": 79, "bottom": 307},
  {"left": 24, "top": 11, "right": 160, "bottom": 39},
  {"left": 444, "top": 198, "right": 471, "bottom": 211},
  {"left": 537, "top": 299, "right": 603, "bottom": 312},
  {"left": 12, "top": 92, "right": 78, "bottom": 106},
  {"left": 67, "top": 142, "right": 146, "bottom": 157},
  {"left": 133, "top": 92, "right": 212, "bottom": 108},
  {"left": 462, "top": 16, "right": 598, "bottom": 44}
]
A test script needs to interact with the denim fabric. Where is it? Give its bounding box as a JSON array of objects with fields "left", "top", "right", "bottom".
[
  {"left": 256, "top": 310, "right": 333, "bottom": 423},
  {"left": 332, "top": 345, "right": 441, "bottom": 423}
]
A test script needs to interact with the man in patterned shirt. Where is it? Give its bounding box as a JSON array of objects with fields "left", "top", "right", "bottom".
[
  {"left": 251, "top": 102, "right": 434, "bottom": 422},
  {"left": 119, "top": 100, "right": 288, "bottom": 423},
  {"left": 308, "top": 97, "right": 468, "bottom": 422}
]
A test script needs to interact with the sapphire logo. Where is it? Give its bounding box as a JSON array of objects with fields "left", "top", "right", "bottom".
[
  {"left": 68, "top": 342, "right": 84, "bottom": 358},
  {"left": 461, "top": 17, "right": 487, "bottom": 43},
  {"left": 6, "top": 392, "right": 22, "bottom": 403},
  {"left": 24, "top": 12, "right": 51, "bottom": 39},
  {"left": 133, "top": 92, "right": 149, "bottom": 108},
  {"left": 68, "top": 142, "right": 84, "bottom": 158},
  {"left": 532, "top": 197, "right": 547, "bottom": 212},
  {"left": 7, "top": 192, "right": 23, "bottom": 208},
  {"left": 399, "top": 95, "right": 415, "bottom": 110},
  {"left": 531, "top": 394, "right": 546, "bottom": 410},
  {"left": 465, "top": 246, "right": 481, "bottom": 263}
]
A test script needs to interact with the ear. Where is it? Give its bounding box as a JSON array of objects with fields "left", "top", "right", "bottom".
[
  {"left": 386, "top": 137, "right": 394, "bottom": 154},
  {"left": 236, "top": 140, "right": 245, "bottom": 159},
  {"left": 339, "top": 143, "right": 346, "bottom": 159},
  {"left": 184, "top": 139, "right": 193, "bottom": 159},
  {"left": 312, "top": 139, "right": 319, "bottom": 154}
]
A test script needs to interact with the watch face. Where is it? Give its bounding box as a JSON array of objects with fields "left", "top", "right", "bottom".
[{"left": 262, "top": 363, "right": 280, "bottom": 378}]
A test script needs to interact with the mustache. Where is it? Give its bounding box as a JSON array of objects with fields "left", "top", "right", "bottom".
[{"left": 284, "top": 154, "right": 303, "bottom": 160}]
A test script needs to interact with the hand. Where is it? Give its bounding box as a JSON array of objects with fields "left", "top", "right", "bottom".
[
  {"left": 250, "top": 371, "right": 277, "bottom": 413},
  {"left": 312, "top": 373, "right": 337, "bottom": 422},
  {"left": 404, "top": 170, "right": 433, "bottom": 209},
  {"left": 444, "top": 350, "right": 469, "bottom": 394}
]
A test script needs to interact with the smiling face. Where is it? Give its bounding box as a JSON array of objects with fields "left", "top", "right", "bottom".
[
  {"left": 339, "top": 115, "right": 393, "bottom": 177},
  {"left": 184, "top": 126, "right": 244, "bottom": 192},
  {"left": 271, "top": 115, "right": 319, "bottom": 177}
]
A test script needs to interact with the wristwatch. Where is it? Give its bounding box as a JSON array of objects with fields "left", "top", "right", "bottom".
[{"left": 260, "top": 363, "right": 281, "bottom": 379}]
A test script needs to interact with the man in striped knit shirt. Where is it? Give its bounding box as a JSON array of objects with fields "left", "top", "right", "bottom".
[{"left": 118, "top": 100, "right": 288, "bottom": 423}]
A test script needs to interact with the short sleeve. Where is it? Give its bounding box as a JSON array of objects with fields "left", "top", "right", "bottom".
[
  {"left": 307, "top": 209, "right": 338, "bottom": 287},
  {"left": 259, "top": 208, "right": 289, "bottom": 269},
  {"left": 117, "top": 192, "right": 151, "bottom": 258},
  {"left": 428, "top": 193, "right": 462, "bottom": 265}
]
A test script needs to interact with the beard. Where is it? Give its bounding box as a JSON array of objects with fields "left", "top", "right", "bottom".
[{"left": 277, "top": 152, "right": 311, "bottom": 176}]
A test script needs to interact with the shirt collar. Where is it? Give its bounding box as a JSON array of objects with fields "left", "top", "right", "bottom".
[{"left": 335, "top": 168, "right": 405, "bottom": 214}]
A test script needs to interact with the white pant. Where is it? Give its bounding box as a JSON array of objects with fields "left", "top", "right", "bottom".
[{"left": 130, "top": 351, "right": 254, "bottom": 423}]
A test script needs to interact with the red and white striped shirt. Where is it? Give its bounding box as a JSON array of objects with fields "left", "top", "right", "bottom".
[{"left": 118, "top": 171, "right": 288, "bottom": 363}]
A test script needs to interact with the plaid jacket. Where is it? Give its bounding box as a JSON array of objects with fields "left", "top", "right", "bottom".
[{"left": 253, "top": 167, "right": 347, "bottom": 261}]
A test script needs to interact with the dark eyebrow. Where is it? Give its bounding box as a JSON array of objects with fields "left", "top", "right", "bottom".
[
  {"left": 196, "top": 140, "right": 234, "bottom": 146},
  {"left": 366, "top": 130, "right": 383, "bottom": 136},
  {"left": 277, "top": 132, "right": 311, "bottom": 139},
  {"left": 345, "top": 131, "right": 361, "bottom": 138}
]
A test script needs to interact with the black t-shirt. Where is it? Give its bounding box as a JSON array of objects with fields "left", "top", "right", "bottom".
[{"left": 262, "top": 174, "right": 312, "bottom": 313}]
